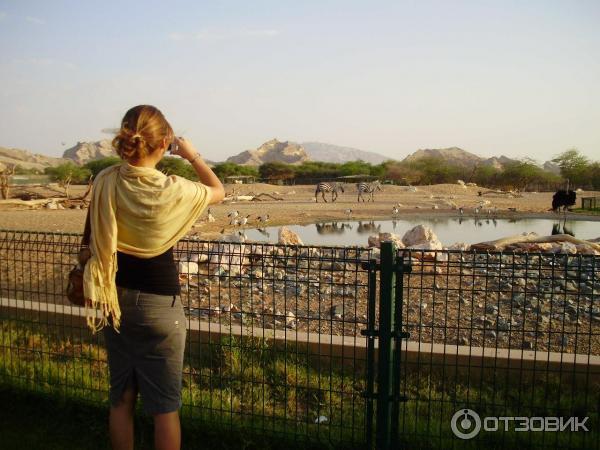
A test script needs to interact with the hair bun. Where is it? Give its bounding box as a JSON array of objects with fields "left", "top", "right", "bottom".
[{"left": 112, "top": 105, "right": 174, "bottom": 162}]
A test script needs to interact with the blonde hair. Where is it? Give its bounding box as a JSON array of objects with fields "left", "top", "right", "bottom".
[{"left": 112, "top": 105, "right": 174, "bottom": 161}]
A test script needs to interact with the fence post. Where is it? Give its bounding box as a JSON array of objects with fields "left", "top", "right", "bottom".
[{"left": 376, "top": 241, "right": 396, "bottom": 450}]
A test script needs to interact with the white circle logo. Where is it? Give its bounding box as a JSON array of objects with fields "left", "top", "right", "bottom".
[{"left": 451, "top": 409, "right": 481, "bottom": 439}]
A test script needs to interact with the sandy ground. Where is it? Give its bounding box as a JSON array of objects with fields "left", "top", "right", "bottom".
[{"left": 1, "top": 183, "right": 599, "bottom": 237}]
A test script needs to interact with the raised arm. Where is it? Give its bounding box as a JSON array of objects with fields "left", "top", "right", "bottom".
[{"left": 171, "top": 137, "right": 225, "bottom": 204}]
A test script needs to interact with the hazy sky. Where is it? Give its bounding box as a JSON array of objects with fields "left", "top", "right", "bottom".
[{"left": 1, "top": 0, "right": 599, "bottom": 162}]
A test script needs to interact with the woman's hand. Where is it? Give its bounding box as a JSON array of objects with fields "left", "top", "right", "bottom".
[{"left": 170, "top": 137, "right": 200, "bottom": 161}]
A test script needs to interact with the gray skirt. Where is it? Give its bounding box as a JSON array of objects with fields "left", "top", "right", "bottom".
[{"left": 103, "top": 286, "right": 187, "bottom": 415}]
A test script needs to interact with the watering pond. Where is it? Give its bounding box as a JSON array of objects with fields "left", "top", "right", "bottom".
[{"left": 236, "top": 217, "right": 599, "bottom": 246}]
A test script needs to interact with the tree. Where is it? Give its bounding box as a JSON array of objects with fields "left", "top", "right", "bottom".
[
  {"left": 259, "top": 162, "right": 295, "bottom": 181},
  {"left": 84, "top": 157, "right": 122, "bottom": 178},
  {"left": 0, "top": 164, "right": 15, "bottom": 199},
  {"left": 45, "top": 163, "right": 91, "bottom": 184},
  {"left": 551, "top": 149, "right": 589, "bottom": 187},
  {"left": 44, "top": 163, "right": 92, "bottom": 198},
  {"left": 212, "top": 163, "right": 259, "bottom": 180},
  {"left": 500, "top": 160, "right": 555, "bottom": 190},
  {"left": 157, "top": 157, "right": 198, "bottom": 181},
  {"left": 383, "top": 161, "right": 421, "bottom": 185}
]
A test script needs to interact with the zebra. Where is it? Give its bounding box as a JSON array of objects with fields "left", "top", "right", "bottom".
[
  {"left": 315, "top": 182, "right": 345, "bottom": 203},
  {"left": 356, "top": 181, "right": 382, "bottom": 202}
]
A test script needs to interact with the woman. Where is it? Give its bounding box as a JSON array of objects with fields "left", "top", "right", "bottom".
[{"left": 83, "top": 105, "right": 225, "bottom": 450}]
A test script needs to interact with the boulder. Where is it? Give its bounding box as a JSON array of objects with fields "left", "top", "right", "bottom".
[
  {"left": 278, "top": 227, "right": 303, "bottom": 245},
  {"left": 179, "top": 261, "right": 199, "bottom": 274},
  {"left": 367, "top": 235, "right": 380, "bottom": 248},
  {"left": 575, "top": 244, "right": 600, "bottom": 255},
  {"left": 409, "top": 241, "right": 443, "bottom": 251},
  {"left": 446, "top": 242, "right": 470, "bottom": 251},
  {"left": 550, "top": 242, "right": 578, "bottom": 254},
  {"left": 402, "top": 225, "right": 442, "bottom": 248},
  {"left": 368, "top": 232, "right": 405, "bottom": 249}
]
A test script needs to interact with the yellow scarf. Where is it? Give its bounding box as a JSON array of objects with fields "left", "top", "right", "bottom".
[{"left": 83, "top": 161, "right": 211, "bottom": 333}]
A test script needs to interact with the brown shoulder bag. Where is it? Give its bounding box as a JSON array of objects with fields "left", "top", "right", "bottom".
[{"left": 66, "top": 208, "right": 92, "bottom": 306}]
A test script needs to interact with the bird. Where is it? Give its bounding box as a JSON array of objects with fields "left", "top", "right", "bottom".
[
  {"left": 238, "top": 215, "right": 250, "bottom": 226},
  {"left": 227, "top": 210, "right": 239, "bottom": 219},
  {"left": 474, "top": 206, "right": 481, "bottom": 215},
  {"left": 229, "top": 217, "right": 239, "bottom": 226},
  {"left": 392, "top": 206, "right": 399, "bottom": 216},
  {"left": 344, "top": 208, "right": 353, "bottom": 218},
  {"left": 257, "top": 214, "right": 270, "bottom": 224},
  {"left": 207, "top": 208, "right": 215, "bottom": 223},
  {"left": 459, "top": 207, "right": 464, "bottom": 215}
]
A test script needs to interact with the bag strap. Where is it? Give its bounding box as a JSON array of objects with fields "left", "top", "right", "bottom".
[{"left": 81, "top": 206, "right": 91, "bottom": 249}]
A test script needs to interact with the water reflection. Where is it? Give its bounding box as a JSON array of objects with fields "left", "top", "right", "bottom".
[
  {"left": 551, "top": 219, "right": 574, "bottom": 237},
  {"left": 315, "top": 222, "right": 353, "bottom": 235},
  {"left": 356, "top": 221, "right": 381, "bottom": 235},
  {"left": 240, "top": 217, "right": 598, "bottom": 246}
]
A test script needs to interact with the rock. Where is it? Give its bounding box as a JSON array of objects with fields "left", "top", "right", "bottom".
[
  {"left": 368, "top": 235, "right": 380, "bottom": 248},
  {"left": 522, "top": 341, "right": 533, "bottom": 350},
  {"left": 226, "top": 139, "right": 308, "bottom": 166},
  {"left": 485, "top": 330, "right": 497, "bottom": 339},
  {"left": 62, "top": 139, "right": 116, "bottom": 165},
  {"left": 485, "top": 304, "right": 498, "bottom": 314},
  {"left": 409, "top": 241, "right": 443, "bottom": 251},
  {"left": 278, "top": 227, "right": 303, "bottom": 246},
  {"left": 402, "top": 225, "right": 439, "bottom": 247},
  {"left": 550, "top": 242, "right": 578, "bottom": 254},
  {"left": 496, "top": 316, "right": 510, "bottom": 331},
  {"left": 179, "top": 261, "right": 199, "bottom": 274},
  {"left": 285, "top": 311, "right": 296, "bottom": 327},
  {"left": 45, "top": 201, "right": 58, "bottom": 210},
  {"left": 529, "top": 243, "right": 554, "bottom": 252},
  {"left": 330, "top": 305, "right": 342, "bottom": 316},
  {"left": 447, "top": 242, "right": 470, "bottom": 251},
  {"left": 368, "top": 232, "right": 405, "bottom": 249},
  {"left": 575, "top": 244, "right": 600, "bottom": 255}
]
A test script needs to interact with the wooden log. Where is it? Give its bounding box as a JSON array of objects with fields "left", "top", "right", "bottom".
[{"left": 471, "top": 233, "right": 600, "bottom": 252}]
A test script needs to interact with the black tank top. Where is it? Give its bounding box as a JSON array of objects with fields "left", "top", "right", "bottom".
[{"left": 115, "top": 247, "right": 181, "bottom": 295}]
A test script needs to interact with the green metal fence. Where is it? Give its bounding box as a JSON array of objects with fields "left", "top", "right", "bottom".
[
  {"left": 581, "top": 197, "right": 600, "bottom": 210},
  {"left": 0, "top": 229, "right": 598, "bottom": 449}
]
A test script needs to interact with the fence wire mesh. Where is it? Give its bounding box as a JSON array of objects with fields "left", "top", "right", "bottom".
[{"left": 0, "top": 229, "right": 598, "bottom": 449}]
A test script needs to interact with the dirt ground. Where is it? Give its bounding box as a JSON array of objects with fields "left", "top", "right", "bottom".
[{"left": 1, "top": 182, "right": 599, "bottom": 237}]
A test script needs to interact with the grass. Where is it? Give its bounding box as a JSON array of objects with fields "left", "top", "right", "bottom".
[
  {"left": 572, "top": 207, "right": 600, "bottom": 215},
  {"left": 1, "top": 318, "right": 598, "bottom": 449}
]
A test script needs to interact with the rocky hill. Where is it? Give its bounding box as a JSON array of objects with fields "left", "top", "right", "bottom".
[
  {"left": 62, "top": 140, "right": 117, "bottom": 165},
  {"left": 226, "top": 139, "right": 309, "bottom": 166},
  {"left": 300, "top": 142, "right": 391, "bottom": 164},
  {"left": 0, "top": 146, "right": 71, "bottom": 172},
  {"left": 402, "top": 147, "right": 518, "bottom": 169}
]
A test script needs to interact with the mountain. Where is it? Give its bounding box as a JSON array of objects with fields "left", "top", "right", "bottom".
[
  {"left": 226, "top": 139, "right": 309, "bottom": 166},
  {"left": 62, "top": 140, "right": 117, "bottom": 165},
  {"left": 543, "top": 161, "right": 561, "bottom": 175},
  {"left": 300, "top": 142, "right": 391, "bottom": 164},
  {"left": 0, "top": 146, "right": 71, "bottom": 172},
  {"left": 402, "top": 147, "right": 518, "bottom": 169}
]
